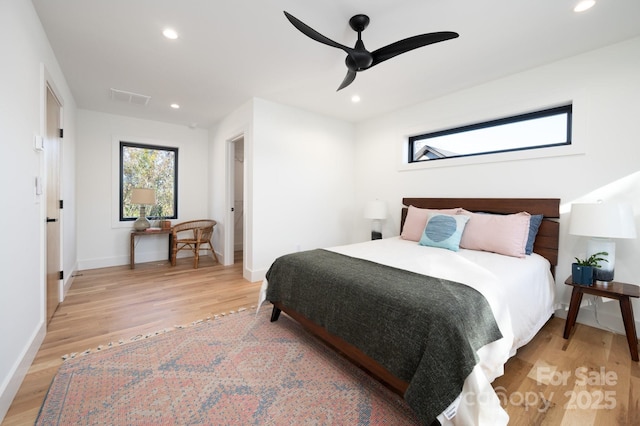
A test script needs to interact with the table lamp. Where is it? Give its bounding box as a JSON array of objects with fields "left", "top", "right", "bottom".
[
  {"left": 131, "top": 188, "right": 156, "bottom": 231},
  {"left": 364, "top": 200, "right": 387, "bottom": 240},
  {"left": 569, "top": 202, "right": 637, "bottom": 282}
]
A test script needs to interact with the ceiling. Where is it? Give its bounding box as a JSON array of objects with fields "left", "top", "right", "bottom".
[{"left": 32, "top": 0, "right": 640, "bottom": 128}]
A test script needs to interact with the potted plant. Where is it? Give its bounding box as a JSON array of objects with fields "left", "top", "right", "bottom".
[{"left": 572, "top": 252, "right": 608, "bottom": 286}]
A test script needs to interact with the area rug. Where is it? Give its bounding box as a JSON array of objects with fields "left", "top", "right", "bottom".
[{"left": 36, "top": 306, "right": 419, "bottom": 425}]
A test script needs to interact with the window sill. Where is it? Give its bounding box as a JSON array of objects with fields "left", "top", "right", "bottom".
[{"left": 398, "top": 144, "right": 584, "bottom": 171}]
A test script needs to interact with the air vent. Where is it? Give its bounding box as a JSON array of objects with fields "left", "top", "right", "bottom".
[{"left": 109, "top": 88, "right": 151, "bottom": 106}]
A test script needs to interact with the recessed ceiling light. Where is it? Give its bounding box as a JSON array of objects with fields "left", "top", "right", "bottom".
[
  {"left": 351, "top": 95, "right": 361, "bottom": 103},
  {"left": 574, "top": 0, "right": 595, "bottom": 12},
  {"left": 162, "top": 28, "right": 178, "bottom": 39},
  {"left": 170, "top": 103, "right": 180, "bottom": 109}
]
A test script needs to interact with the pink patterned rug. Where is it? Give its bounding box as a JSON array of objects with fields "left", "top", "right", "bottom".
[{"left": 37, "top": 306, "right": 419, "bottom": 425}]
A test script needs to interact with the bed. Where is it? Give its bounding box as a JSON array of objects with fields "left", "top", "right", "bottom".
[{"left": 261, "top": 197, "right": 560, "bottom": 425}]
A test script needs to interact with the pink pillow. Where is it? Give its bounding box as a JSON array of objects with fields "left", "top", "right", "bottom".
[
  {"left": 401, "top": 205, "right": 462, "bottom": 241},
  {"left": 458, "top": 210, "right": 531, "bottom": 258}
]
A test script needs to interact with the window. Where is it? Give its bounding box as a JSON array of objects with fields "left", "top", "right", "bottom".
[
  {"left": 120, "top": 142, "right": 178, "bottom": 221},
  {"left": 408, "top": 105, "right": 572, "bottom": 163}
]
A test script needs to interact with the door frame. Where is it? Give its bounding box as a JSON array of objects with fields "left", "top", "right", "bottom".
[{"left": 224, "top": 133, "right": 245, "bottom": 266}]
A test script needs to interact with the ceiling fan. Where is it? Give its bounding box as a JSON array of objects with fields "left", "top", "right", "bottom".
[{"left": 284, "top": 11, "right": 459, "bottom": 91}]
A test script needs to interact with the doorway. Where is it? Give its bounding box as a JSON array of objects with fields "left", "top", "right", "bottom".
[
  {"left": 233, "top": 138, "right": 244, "bottom": 259},
  {"left": 226, "top": 135, "right": 244, "bottom": 265},
  {"left": 45, "top": 85, "right": 62, "bottom": 325}
]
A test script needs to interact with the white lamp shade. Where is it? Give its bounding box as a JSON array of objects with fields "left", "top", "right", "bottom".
[
  {"left": 364, "top": 200, "right": 387, "bottom": 220},
  {"left": 569, "top": 203, "right": 636, "bottom": 239},
  {"left": 131, "top": 188, "right": 156, "bottom": 205}
]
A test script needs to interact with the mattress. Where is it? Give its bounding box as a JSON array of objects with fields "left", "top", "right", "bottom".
[
  {"left": 327, "top": 237, "right": 556, "bottom": 353},
  {"left": 259, "top": 236, "right": 556, "bottom": 424}
]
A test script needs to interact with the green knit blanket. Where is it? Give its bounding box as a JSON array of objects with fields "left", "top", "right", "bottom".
[{"left": 266, "top": 249, "right": 502, "bottom": 424}]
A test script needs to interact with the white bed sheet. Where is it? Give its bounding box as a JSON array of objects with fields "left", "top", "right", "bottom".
[
  {"left": 327, "top": 237, "right": 554, "bottom": 349},
  {"left": 259, "top": 236, "right": 556, "bottom": 425}
]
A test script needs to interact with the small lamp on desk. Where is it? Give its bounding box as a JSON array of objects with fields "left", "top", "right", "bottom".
[
  {"left": 569, "top": 202, "right": 637, "bottom": 282},
  {"left": 364, "top": 200, "right": 387, "bottom": 240},
  {"left": 131, "top": 188, "right": 156, "bottom": 231}
]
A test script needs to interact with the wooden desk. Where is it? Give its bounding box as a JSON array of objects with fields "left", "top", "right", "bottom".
[
  {"left": 563, "top": 276, "right": 640, "bottom": 361},
  {"left": 130, "top": 228, "right": 172, "bottom": 269}
]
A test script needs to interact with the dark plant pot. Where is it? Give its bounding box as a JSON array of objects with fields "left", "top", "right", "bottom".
[
  {"left": 572, "top": 263, "right": 594, "bottom": 286},
  {"left": 594, "top": 267, "right": 614, "bottom": 282}
]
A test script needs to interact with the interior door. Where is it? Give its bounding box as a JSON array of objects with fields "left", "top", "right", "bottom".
[{"left": 45, "top": 86, "right": 61, "bottom": 324}]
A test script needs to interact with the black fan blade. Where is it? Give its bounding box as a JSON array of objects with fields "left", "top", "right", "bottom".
[
  {"left": 284, "top": 11, "right": 353, "bottom": 55},
  {"left": 337, "top": 69, "right": 357, "bottom": 91},
  {"left": 371, "top": 31, "right": 459, "bottom": 67}
]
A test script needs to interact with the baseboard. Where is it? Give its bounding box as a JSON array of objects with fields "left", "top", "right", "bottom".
[
  {"left": 62, "top": 265, "right": 76, "bottom": 300},
  {"left": 0, "top": 321, "right": 46, "bottom": 423},
  {"left": 78, "top": 251, "right": 173, "bottom": 270},
  {"left": 78, "top": 255, "right": 130, "bottom": 270},
  {"left": 248, "top": 267, "right": 267, "bottom": 283},
  {"left": 79, "top": 251, "right": 221, "bottom": 271}
]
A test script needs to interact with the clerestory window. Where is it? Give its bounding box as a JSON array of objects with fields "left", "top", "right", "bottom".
[{"left": 408, "top": 104, "right": 572, "bottom": 163}]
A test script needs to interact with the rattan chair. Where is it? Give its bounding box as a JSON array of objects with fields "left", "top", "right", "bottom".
[{"left": 170, "top": 219, "right": 218, "bottom": 268}]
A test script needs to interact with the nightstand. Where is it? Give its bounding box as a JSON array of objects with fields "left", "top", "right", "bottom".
[{"left": 563, "top": 276, "right": 640, "bottom": 361}]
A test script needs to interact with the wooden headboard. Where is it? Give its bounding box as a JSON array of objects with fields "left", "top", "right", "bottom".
[{"left": 401, "top": 197, "right": 560, "bottom": 274}]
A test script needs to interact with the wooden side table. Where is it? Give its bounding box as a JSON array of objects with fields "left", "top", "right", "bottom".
[
  {"left": 563, "top": 276, "right": 640, "bottom": 361},
  {"left": 130, "top": 228, "right": 173, "bottom": 269}
]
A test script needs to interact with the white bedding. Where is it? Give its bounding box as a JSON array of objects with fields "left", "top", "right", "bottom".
[{"left": 259, "top": 236, "right": 556, "bottom": 425}]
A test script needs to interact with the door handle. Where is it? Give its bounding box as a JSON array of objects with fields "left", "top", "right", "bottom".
[{"left": 46, "top": 217, "right": 58, "bottom": 223}]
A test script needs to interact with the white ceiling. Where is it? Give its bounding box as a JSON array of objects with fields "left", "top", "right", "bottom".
[{"left": 32, "top": 0, "right": 640, "bottom": 128}]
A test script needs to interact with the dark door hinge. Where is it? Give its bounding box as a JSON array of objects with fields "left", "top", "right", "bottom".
[
  {"left": 59, "top": 199, "right": 63, "bottom": 209},
  {"left": 59, "top": 271, "right": 64, "bottom": 280},
  {"left": 59, "top": 128, "right": 64, "bottom": 138}
]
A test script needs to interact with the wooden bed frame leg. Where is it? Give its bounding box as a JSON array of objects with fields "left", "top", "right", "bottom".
[{"left": 270, "top": 306, "right": 281, "bottom": 322}]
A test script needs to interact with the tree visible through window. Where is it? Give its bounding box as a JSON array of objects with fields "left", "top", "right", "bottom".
[{"left": 120, "top": 141, "right": 178, "bottom": 221}]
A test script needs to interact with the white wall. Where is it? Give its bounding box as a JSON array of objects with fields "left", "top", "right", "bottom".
[
  {"left": 208, "top": 99, "right": 252, "bottom": 276},
  {"left": 251, "top": 99, "right": 357, "bottom": 279},
  {"left": 76, "top": 110, "right": 209, "bottom": 269},
  {"left": 0, "top": 0, "right": 77, "bottom": 420},
  {"left": 354, "top": 36, "right": 640, "bottom": 335},
  {"left": 209, "top": 98, "right": 356, "bottom": 281}
]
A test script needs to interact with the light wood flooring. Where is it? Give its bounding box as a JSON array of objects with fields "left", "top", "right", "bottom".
[
  {"left": 3, "top": 254, "right": 639, "bottom": 425},
  {"left": 493, "top": 314, "right": 640, "bottom": 425},
  {"left": 2, "top": 253, "right": 260, "bottom": 425}
]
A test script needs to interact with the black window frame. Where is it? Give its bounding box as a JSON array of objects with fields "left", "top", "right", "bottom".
[
  {"left": 408, "top": 104, "right": 573, "bottom": 163},
  {"left": 119, "top": 141, "right": 179, "bottom": 222}
]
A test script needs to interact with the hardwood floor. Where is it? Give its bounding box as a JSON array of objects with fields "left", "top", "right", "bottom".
[
  {"left": 2, "top": 253, "right": 261, "bottom": 425},
  {"left": 3, "top": 254, "right": 639, "bottom": 425},
  {"left": 494, "top": 315, "right": 640, "bottom": 425}
]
